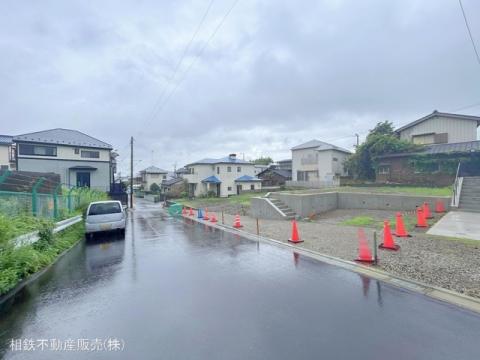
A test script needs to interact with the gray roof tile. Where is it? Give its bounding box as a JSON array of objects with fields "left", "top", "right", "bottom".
[
  {"left": 291, "top": 139, "right": 351, "bottom": 154},
  {"left": 142, "top": 166, "right": 168, "bottom": 173},
  {"left": 0, "top": 134, "right": 13, "bottom": 145},
  {"left": 13, "top": 128, "right": 112, "bottom": 149}
]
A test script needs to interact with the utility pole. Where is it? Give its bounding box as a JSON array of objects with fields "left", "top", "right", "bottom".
[
  {"left": 130, "top": 136, "right": 134, "bottom": 209},
  {"left": 355, "top": 133, "right": 359, "bottom": 148}
]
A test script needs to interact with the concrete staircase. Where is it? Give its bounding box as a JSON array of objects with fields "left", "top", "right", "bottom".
[
  {"left": 268, "top": 198, "right": 297, "bottom": 219},
  {"left": 459, "top": 177, "right": 480, "bottom": 212}
]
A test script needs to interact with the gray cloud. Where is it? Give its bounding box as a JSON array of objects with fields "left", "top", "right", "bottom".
[{"left": 1, "top": 0, "right": 479, "bottom": 175}]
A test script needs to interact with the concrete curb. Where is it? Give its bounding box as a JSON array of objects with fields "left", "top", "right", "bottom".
[{"left": 180, "top": 213, "right": 480, "bottom": 314}]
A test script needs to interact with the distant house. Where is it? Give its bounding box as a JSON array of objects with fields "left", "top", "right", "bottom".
[
  {"left": 291, "top": 140, "right": 351, "bottom": 186},
  {"left": 396, "top": 110, "right": 480, "bottom": 145},
  {"left": 13, "top": 128, "right": 114, "bottom": 191},
  {"left": 254, "top": 164, "right": 269, "bottom": 175},
  {"left": 175, "top": 167, "right": 189, "bottom": 177},
  {"left": 0, "top": 135, "right": 16, "bottom": 170},
  {"left": 377, "top": 111, "right": 480, "bottom": 186},
  {"left": 140, "top": 166, "right": 168, "bottom": 191},
  {"left": 183, "top": 154, "right": 262, "bottom": 197},
  {"left": 161, "top": 177, "right": 186, "bottom": 197},
  {"left": 277, "top": 159, "right": 292, "bottom": 171},
  {"left": 377, "top": 141, "right": 480, "bottom": 186},
  {"left": 257, "top": 167, "right": 292, "bottom": 186}
]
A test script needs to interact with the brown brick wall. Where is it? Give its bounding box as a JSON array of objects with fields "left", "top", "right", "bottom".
[{"left": 376, "top": 156, "right": 455, "bottom": 186}]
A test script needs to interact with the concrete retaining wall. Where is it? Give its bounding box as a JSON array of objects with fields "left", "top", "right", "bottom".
[
  {"left": 270, "top": 192, "right": 338, "bottom": 217},
  {"left": 253, "top": 191, "right": 451, "bottom": 218},
  {"left": 337, "top": 192, "right": 451, "bottom": 212},
  {"left": 250, "top": 197, "right": 287, "bottom": 220}
]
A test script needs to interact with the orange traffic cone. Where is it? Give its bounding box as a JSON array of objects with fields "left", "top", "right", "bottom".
[
  {"left": 415, "top": 207, "right": 428, "bottom": 228},
  {"left": 288, "top": 219, "right": 303, "bottom": 243},
  {"left": 355, "top": 228, "right": 374, "bottom": 263},
  {"left": 181, "top": 207, "right": 186, "bottom": 216},
  {"left": 423, "top": 202, "right": 433, "bottom": 219},
  {"left": 379, "top": 220, "right": 400, "bottom": 250},
  {"left": 188, "top": 207, "right": 194, "bottom": 216},
  {"left": 233, "top": 214, "right": 243, "bottom": 228},
  {"left": 210, "top": 213, "right": 218, "bottom": 223},
  {"left": 435, "top": 200, "right": 446, "bottom": 213},
  {"left": 203, "top": 208, "right": 210, "bottom": 221},
  {"left": 394, "top": 212, "right": 411, "bottom": 237}
]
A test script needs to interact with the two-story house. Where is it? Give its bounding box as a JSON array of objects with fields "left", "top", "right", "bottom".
[
  {"left": 396, "top": 110, "right": 479, "bottom": 144},
  {"left": 13, "top": 128, "right": 114, "bottom": 191},
  {"left": 183, "top": 154, "right": 261, "bottom": 197},
  {"left": 140, "top": 166, "right": 168, "bottom": 191},
  {"left": 291, "top": 140, "right": 351, "bottom": 186},
  {"left": 0, "top": 135, "right": 16, "bottom": 170},
  {"left": 377, "top": 110, "right": 480, "bottom": 186}
]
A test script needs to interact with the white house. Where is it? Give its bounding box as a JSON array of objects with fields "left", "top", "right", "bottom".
[
  {"left": 140, "top": 166, "right": 168, "bottom": 191},
  {"left": 396, "top": 110, "right": 480, "bottom": 145},
  {"left": 291, "top": 140, "right": 351, "bottom": 185},
  {"left": 0, "top": 135, "right": 15, "bottom": 170},
  {"left": 13, "top": 128, "right": 115, "bottom": 191},
  {"left": 183, "top": 154, "right": 262, "bottom": 197}
]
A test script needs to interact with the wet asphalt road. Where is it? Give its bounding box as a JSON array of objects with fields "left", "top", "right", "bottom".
[{"left": 1, "top": 200, "right": 480, "bottom": 359}]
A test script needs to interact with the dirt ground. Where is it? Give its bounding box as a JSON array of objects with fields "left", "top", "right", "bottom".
[{"left": 201, "top": 209, "right": 480, "bottom": 299}]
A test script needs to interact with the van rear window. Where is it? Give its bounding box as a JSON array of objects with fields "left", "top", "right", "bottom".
[{"left": 88, "top": 203, "right": 121, "bottom": 215}]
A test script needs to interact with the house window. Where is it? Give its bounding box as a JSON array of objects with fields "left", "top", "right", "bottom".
[
  {"left": 74, "top": 148, "right": 79, "bottom": 154},
  {"left": 81, "top": 150, "right": 100, "bottom": 158},
  {"left": 163, "top": 175, "right": 166, "bottom": 179},
  {"left": 412, "top": 133, "right": 435, "bottom": 145},
  {"left": 237, "top": 166, "right": 241, "bottom": 172},
  {"left": 217, "top": 167, "right": 220, "bottom": 174},
  {"left": 19, "top": 144, "right": 57, "bottom": 157},
  {"left": 333, "top": 157, "right": 338, "bottom": 162},
  {"left": 227, "top": 186, "right": 232, "bottom": 191},
  {"left": 297, "top": 171, "right": 305, "bottom": 181},
  {"left": 378, "top": 165, "right": 390, "bottom": 175},
  {"left": 250, "top": 184, "right": 255, "bottom": 190},
  {"left": 227, "top": 166, "right": 232, "bottom": 172}
]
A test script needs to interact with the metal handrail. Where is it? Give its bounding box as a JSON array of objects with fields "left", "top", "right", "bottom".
[{"left": 452, "top": 162, "right": 461, "bottom": 206}]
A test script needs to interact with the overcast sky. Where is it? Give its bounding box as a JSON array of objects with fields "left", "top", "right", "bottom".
[{"left": 1, "top": 0, "right": 480, "bottom": 175}]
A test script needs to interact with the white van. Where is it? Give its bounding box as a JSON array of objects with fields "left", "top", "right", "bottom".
[{"left": 85, "top": 200, "right": 126, "bottom": 237}]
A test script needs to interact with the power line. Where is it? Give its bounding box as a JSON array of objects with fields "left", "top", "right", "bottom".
[
  {"left": 451, "top": 100, "right": 480, "bottom": 112},
  {"left": 458, "top": 0, "right": 480, "bottom": 66},
  {"left": 146, "top": 0, "right": 240, "bottom": 126},
  {"left": 143, "top": 0, "right": 215, "bottom": 128}
]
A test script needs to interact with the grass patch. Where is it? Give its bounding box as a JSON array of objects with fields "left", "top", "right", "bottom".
[
  {"left": 0, "top": 222, "right": 85, "bottom": 295},
  {"left": 174, "top": 192, "right": 268, "bottom": 209},
  {"left": 284, "top": 186, "right": 452, "bottom": 197},
  {"left": 341, "top": 216, "right": 376, "bottom": 226},
  {"left": 0, "top": 214, "right": 53, "bottom": 248}
]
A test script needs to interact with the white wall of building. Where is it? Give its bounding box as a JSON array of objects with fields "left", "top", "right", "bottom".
[
  {"left": 142, "top": 172, "right": 167, "bottom": 191},
  {"left": 184, "top": 162, "right": 258, "bottom": 197},
  {"left": 292, "top": 148, "right": 349, "bottom": 182},
  {"left": 0, "top": 145, "right": 10, "bottom": 168},
  {"left": 399, "top": 116, "right": 478, "bottom": 143}
]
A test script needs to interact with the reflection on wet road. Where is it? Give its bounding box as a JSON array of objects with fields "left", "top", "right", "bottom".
[{"left": 1, "top": 200, "right": 480, "bottom": 359}]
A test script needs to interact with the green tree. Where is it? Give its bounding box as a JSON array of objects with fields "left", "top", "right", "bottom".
[
  {"left": 345, "top": 121, "right": 418, "bottom": 180},
  {"left": 150, "top": 183, "right": 161, "bottom": 194},
  {"left": 253, "top": 156, "right": 273, "bottom": 165}
]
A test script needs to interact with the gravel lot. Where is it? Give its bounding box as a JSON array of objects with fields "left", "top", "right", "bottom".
[{"left": 207, "top": 210, "right": 480, "bottom": 299}]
